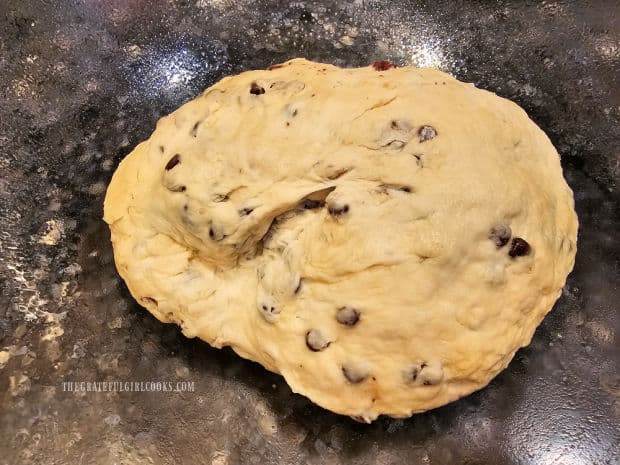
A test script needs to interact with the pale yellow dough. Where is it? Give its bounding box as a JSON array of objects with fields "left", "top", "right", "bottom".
[{"left": 104, "top": 59, "right": 578, "bottom": 421}]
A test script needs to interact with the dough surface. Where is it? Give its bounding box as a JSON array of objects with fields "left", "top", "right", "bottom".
[{"left": 104, "top": 59, "right": 578, "bottom": 421}]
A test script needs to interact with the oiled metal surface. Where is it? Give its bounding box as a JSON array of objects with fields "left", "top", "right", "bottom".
[{"left": 0, "top": 1, "right": 619, "bottom": 464}]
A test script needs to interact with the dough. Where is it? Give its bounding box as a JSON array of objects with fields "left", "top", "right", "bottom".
[{"left": 104, "top": 59, "right": 578, "bottom": 421}]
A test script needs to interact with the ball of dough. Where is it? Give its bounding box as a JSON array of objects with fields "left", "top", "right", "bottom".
[{"left": 104, "top": 59, "right": 578, "bottom": 421}]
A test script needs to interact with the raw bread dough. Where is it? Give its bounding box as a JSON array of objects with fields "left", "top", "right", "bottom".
[{"left": 104, "top": 59, "right": 578, "bottom": 421}]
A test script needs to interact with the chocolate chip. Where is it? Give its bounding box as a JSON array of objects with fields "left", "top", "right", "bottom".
[
  {"left": 489, "top": 224, "right": 512, "bottom": 248},
  {"left": 378, "top": 119, "right": 412, "bottom": 150},
  {"left": 328, "top": 203, "right": 349, "bottom": 216},
  {"left": 418, "top": 125, "right": 437, "bottom": 142},
  {"left": 165, "top": 154, "right": 181, "bottom": 170},
  {"left": 336, "top": 307, "right": 360, "bottom": 326},
  {"left": 419, "top": 362, "right": 443, "bottom": 386},
  {"left": 140, "top": 297, "right": 158, "bottom": 307},
  {"left": 250, "top": 82, "right": 265, "bottom": 95},
  {"left": 372, "top": 60, "right": 396, "bottom": 71},
  {"left": 390, "top": 119, "right": 412, "bottom": 131},
  {"left": 306, "top": 330, "right": 330, "bottom": 352},
  {"left": 292, "top": 109, "right": 298, "bottom": 117},
  {"left": 404, "top": 361, "right": 443, "bottom": 386},
  {"left": 259, "top": 303, "right": 280, "bottom": 322},
  {"left": 403, "top": 364, "right": 427, "bottom": 385},
  {"left": 208, "top": 225, "right": 225, "bottom": 241},
  {"left": 167, "top": 185, "right": 186, "bottom": 192},
  {"left": 509, "top": 237, "right": 531, "bottom": 257},
  {"left": 342, "top": 365, "right": 368, "bottom": 384},
  {"left": 159, "top": 145, "right": 165, "bottom": 153}
]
